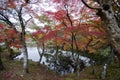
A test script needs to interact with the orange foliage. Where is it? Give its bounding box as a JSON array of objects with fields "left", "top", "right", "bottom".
[
  {"left": 0, "top": 23, "right": 22, "bottom": 48},
  {"left": 33, "top": 0, "right": 107, "bottom": 53}
]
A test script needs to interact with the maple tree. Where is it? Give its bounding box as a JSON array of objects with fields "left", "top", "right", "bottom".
[
  {"left": 31, "top": 3, "right": 106, "bottom": 76},
  {"left": 45, "top": 0, "right": 107, "bottom": 54},
  {"left": 4, "top": 28, "right": 22, "bottom": 48},
  {"left": 0, "top": 23, "right": 22, "bottom": 59},
  {"left": 0, "top": 22, "right": 22, "bottom": 70},
  {"left": 41, "top": 0, "right": 108, "bottom": 75},
  {"left": 0, "top": 0, "right": 38, "bottom": 73},
  {"left": 32, "top": 25, "right": 51, "bottom": 63}
]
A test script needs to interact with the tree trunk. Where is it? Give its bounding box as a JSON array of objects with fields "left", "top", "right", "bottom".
[
  {"left": 114, "top": 48, "right": 120, "bottom": 66},
  {"left": 101, "top": 45, "right": 114, "bottom": 79},
  {"left": 18, "top": 7, "right": 29, "bottom": 74},
  {"left": 4, "top": 39, "right": 13, "bottom": 60},
  {"left": 0, "top": 52, "right": 4, "bottom": 70},
  {"left": 1, "top": 30, "right": 14, "bottom": 60},
  {"left": 21, "top": 42, "right": 29, "bottom": 74},
  {"left": 20, "top": 30, "right": 29, "bottom": 74},
  {"left": 36, "top": 43, "right": 41, "bottom": 64},
  {"left": 81, "top": 0, "right": 120, "bottom": 66},
  {"left": 97, "top": 1, "right": 120, "bottom": 66},
  {"left": 20, "top": 24, "right": 29, "bottom": 74},
  {"left": 54, "top": 45, "right": 59, "bottom": 72},
  {"left": 39, "top": 42, "right": 45, "bottom": 64},
  {"left": 37, "top": 42, "right": 45, "bottom": 65},
  {"left": 101, "top": 63, "right": 107, "bottom": 80},
  {"left": 0, "top": 45, "right": 4, "bottom": 70},
  {"left": 77, "top": 54, "right": 80, "bottom": 77}
]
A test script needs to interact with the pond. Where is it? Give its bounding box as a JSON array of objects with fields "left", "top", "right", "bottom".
[
  {"left": 15, "top": 47, "right": 92, "bottom": 75},
  {"left": 15, "top": 47, "right": 46, "bottom": 63},
  {"left": 16, "top": 47, "right": 90, "bottom": 65}
]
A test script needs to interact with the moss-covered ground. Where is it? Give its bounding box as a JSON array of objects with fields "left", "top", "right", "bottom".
[{"left": 0, "top": 51, "right": 120, "bottom": 80}]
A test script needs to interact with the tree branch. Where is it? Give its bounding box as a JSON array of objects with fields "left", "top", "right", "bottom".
[
  {"left": 17, "top": 6, "right": 25, "bottom": 28},
  {"left": 24, "top": 15, "right": 33, "bottom": 26},
  {"left": 0, "top": 13, "right": 12, "bottom": 25},
  {"left": 0, "top": 12, "right": 17, "bottom": 31},
  {"left": 64, "top": 4, "right": 73, "bottom": 26},
  {"left": 81, "top": 0, "right": 100, "bottom": 10}
]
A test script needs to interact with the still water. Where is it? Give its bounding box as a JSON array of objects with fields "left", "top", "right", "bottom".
[
  {"left": 15, "top": 47, "right": 90, "bottom": 66},
  {"left": 15, "top": 47, "right": 46, "bottom": 63},
  {"left": 15, "top": 47, "right": 91, "bottom": 75}
]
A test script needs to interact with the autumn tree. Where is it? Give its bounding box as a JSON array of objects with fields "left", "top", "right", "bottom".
[
  {"left": 32, "top": 26, "right": 51, "bottom": 64},
  {"left": 44, "top": 0, "right": 107, "bottom": 76},
  {"left": 46, "top": 0, "right": 106, "bottom": 51},
  {"left": 81, "top": 0, "right": 120, "bottom": 66},
  {"left": 0, "top": 0, "right": 37, "bottom": 74},
  {"left": 0, "top": 22, "right": 22, "bottom": 70}
]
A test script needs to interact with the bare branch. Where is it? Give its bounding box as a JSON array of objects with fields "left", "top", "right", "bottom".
[
  {"left": 25, "top": 15, "right": 33, "bottom": 26},
  {"left": 64, "top": 4, "right": 73, "bottom": 26}
]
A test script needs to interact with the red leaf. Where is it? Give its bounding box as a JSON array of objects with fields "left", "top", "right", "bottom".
[{"left": 54, "top": 10, "right": 66, "bottom": 21}]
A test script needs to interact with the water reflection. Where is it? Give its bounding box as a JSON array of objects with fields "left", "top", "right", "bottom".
[{"left": 16, "top": 47, "right": 92, "bottom": 75}]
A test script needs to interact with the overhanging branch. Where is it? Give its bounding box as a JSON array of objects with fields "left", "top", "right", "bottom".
[
  {"left": 81, "top": 0, "right": 100, "bottom": 10},
  {"left": 0, "top": 12, "right": 18, "bottom": 32}
]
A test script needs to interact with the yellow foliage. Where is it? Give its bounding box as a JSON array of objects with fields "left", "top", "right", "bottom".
[
  {"left": 63, "top": 43, "right": 71, "bottom": 50},
  {"left": 37, "top": 34, "right": 43, "bottom": 39}
]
